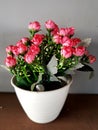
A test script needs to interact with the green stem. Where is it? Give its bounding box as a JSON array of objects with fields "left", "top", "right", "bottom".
[
  {"left": 22, "top": 66, "right": 32, "bottom": 84},
  {"left": 28, "top": 64, "right": 38, "bottom": 82},
  {"left": 29, "top": 30, "right": 35, "bottom": 39}
]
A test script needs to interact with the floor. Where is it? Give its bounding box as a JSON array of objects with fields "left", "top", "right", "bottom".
[{"left": 0, "top": 93, "right": 98, "bottom": 130}]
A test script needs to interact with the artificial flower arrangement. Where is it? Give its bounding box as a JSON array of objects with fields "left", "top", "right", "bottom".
[{"left": 4, "top": 20, "right": 96, "bottom": 91}]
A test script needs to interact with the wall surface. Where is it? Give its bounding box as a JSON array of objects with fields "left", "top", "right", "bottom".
[{"left": 0, "top": 0, "right": 98, "bottom": 93}]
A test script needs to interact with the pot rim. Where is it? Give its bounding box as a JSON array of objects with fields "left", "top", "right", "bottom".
[{"left": 11, "top": 75, "right": 73, "bottom": 93}]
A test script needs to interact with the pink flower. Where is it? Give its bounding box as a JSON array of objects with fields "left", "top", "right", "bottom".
[
  {"left": 88, "top": 55, "right": 96, "bottom": 64},
  {"left": 62, "top": 38, "right": 73, "bottom": 47},
  {"left": 31, "top": 34, "right": 44, "bottom": 46},
  {"left": 28, "top": 21, "right": 40, "bottom": 31},
  {"left": 51, "top": 24, "right": 59, "bottom": 35},
  {"left": 6, "top": 45, "right": 13, "bottom": 53},
  {"left": 53, "top": 34, "right": 62, "bottom": 44},
  {"left": 16, "top": 40, "right": 22, "bottom": 46},
  {"left": 5, "top": 56, "right": 16, "bottom": 68},
  {"left": 24, "top": 51, "right": 35, "bottom": 64},
  {"left": 62, "top": 38, "right": 81, "bottom": 47},
  {"left": 45, "top": 20, "right": 56, "bottom": 30},
  {"left": 61, "top": 46, "right": 72, "bottom": 58},
  {"left": 30, "top": 44, "right": 40, "bottom": 55},
  {"left": 17, "top": 43, "right": 27, "bottom": 54},
  {"left": 12, "top": 46, "right": 19, "bottom": 56},
  {"left": 21, "top": 37, "right": 30, "bottom": 44},
  {"left": 64, "top": 27, "right": 75, "bottom": 36},
  {"left": 73, "top": 46, "right": 85, "bottom": 56},
  {"left": 59, "top": 28, "right": 66, "bottom": 36},
  {"left": 71, "top": 38, "right": 81, "bottom": 46}
]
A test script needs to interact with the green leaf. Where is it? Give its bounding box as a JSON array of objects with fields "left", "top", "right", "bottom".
[{"left": 16, "top": 76, "right": 31, "bottom": 89}]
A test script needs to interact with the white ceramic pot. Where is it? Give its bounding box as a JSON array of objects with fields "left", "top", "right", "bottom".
[{"left": 11, "top": 76, "right": 72, "bottom": 124}]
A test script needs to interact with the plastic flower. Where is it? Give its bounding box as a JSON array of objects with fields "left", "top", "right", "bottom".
[
  {"left": 28, "top": 21, "right": 40, "bottom": 31},
  {"left": 24, "top": 51, "right": 36, "bottom": 64},
  {"left": 53, "top": 34, "right": 62, "bottom": 44},
  {"left": 21, "top": 37, "right": 30, "bottom": 45},
  {"left": 11, "top": 46, "right": 20, "bottom": 56},
  {"left": 17, "top": 43, "right": 28, "bottom": 54},
  {"left": 3, "top": 20, "right": 96, "bottom": 91},
  {"left": 61, "top": 46, "right": 73, "bottom": 58},
  {"left": 31, "top": 34, "right": 44, "bottom": 46},
  {"left": 73, "top": 46, "right": 86, "bottom": 56},
  {"left": 88, "top": 55, "right": 96, "bottom": 64},
  {"left": 45, "top": 20, "right": 56, "bottom": 30},
  {"left": 30, "top": 44, "right": 40, "bottom": 55},
  {"left": 6, "top": 45, "right": 13, "bottom": 53},
  {"left": 64, "top": 27, "right": 75, "bottom": 36},
  {"left": 5, "top": 56, "right": 16, "bottom": 68}
]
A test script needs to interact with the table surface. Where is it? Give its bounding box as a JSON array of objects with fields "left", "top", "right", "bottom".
[{"left": 0, "top": 93, "right": 98, "bottom": 130}]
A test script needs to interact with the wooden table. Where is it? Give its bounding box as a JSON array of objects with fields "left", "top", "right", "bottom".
[{"left": 0, "top": 93, "right": 98, "bottom": 130}]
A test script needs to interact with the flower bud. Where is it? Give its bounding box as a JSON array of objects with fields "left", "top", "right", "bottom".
[
  {"left": 5, "top": 56, "right": 16, "bottom": 68},
  {"left": 28, "top": 21, "right": 40, "bottom": 31},
  {"left": 31, "top": 34, "right": 44, "bottom": 46},
  {"left": 88, "top": 55, "right": 96, "bottom": 64},
  {"left": 45, "top": 20, "right": 56, "bottom": 30}
]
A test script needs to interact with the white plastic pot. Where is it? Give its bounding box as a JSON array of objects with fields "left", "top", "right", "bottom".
[{"left": 11, "top": 76, "right": 72, "bottom": 124}]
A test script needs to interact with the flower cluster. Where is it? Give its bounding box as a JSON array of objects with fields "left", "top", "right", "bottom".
[{"left": 5, "top": 20, "right": 96, "bottom": 91}]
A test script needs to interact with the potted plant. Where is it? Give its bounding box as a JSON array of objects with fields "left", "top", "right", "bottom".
[{"left": 3, "top": 20, "right": 96, "bottom": 123}]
